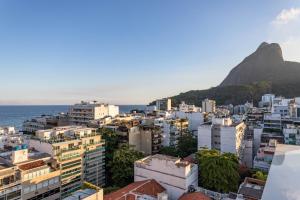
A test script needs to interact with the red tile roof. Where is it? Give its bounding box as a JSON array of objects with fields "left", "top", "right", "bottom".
[
  {"left": 179, "top": 192, "right": 211, "bottom": 200},
  {"left": 18, "top": 160, "right": 45, "bottom": 171},
  {"left": 104, "top": 179, "right": 166, "bottom": 200}
]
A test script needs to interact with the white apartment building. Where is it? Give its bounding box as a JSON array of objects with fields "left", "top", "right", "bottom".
[
  {"left": 202, "top": 99, "right": 216, "bottom": 113},
  {"left": 289, "top": 97, "right": 300, "bottom": 118},
  {"left": 134, "top": 154, "right": 198, "bottom": 200},
  {"left": 263, "top": 113, "right": 282, "bottom": 131},
  {"left": 260, "top": 94, "right": 275, "bottom": 108},
  {"left": 271, "top": 97, "right": 291, "bottom": 117},
  {"left": 178, "top": 101, "right": 200, "bottom": 112},
  {"left": 253, "top": 139, "right": 277, "bottom": 172},
  {"left": 69, "top": 101, "right": 119, "bottom": 125},
  {"left": 198, "top": 117, "right": 246, "bottom": 156}
]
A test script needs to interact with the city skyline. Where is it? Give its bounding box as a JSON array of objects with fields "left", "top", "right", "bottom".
[{"left": 1, "top": 0, "right": 300, "bottom": 105}]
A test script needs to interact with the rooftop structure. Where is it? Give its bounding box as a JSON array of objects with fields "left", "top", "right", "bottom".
[
  {"left": 237, "top": 177, "right": 265, "bottom": 200},
  {"left": 104, "top": 179, "right": 167, "bottom": 200},
  {"left": 134, "top": 154, "right": 198, "bottom": 200},
  {"left": 179, "top": 192, "right": 211, "bottom": 200},
  {"left": 64, "top": 188, "right": 103, "bottom": 200}
]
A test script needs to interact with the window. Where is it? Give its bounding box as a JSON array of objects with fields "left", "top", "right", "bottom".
[
  {"left": 37, "top": 183, "right": 43, "bottom": 189},
  {"left": 30, "top": 185, "right": 36, "bottom": 192},
  {"left": 43, "top": 181, "right": 48, "bottom": 187},
  {"left": 49, "top": 179, "right": 54, "bottom": 185},
  {"left": 24, "top": 187, "right": 30, "bottom": 194}
]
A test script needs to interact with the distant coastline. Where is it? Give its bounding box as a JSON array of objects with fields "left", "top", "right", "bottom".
[{"left": 0, "top": 105, "right": 146, "bottom": 129}]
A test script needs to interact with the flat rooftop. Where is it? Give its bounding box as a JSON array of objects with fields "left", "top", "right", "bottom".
[
  {"left": 262, "top": 144, "right": 300, "bottom": 200},
  {"left": 63, "top": 189, "right": 97, "bottom": 200}
]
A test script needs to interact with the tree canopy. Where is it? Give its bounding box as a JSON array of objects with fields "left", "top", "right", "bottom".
[
  {"left": 109, "top": 145, "right": 144, "bottom": 187},
  {"left": 196, "top": 149, "right": 240, "bottom": 193},
  {"left": 159, "top": 133, "right": 197, "bottom": 158}
]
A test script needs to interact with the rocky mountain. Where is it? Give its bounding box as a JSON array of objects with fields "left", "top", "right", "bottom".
[
  {"left": 152, "top": 42, "right": 300, "bottom": 106},
  {"left": 220, "top": 42, "right": 300, "bottom": 86}
]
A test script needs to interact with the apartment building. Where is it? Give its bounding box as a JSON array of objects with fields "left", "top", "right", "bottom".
[
  {"left": 128, "top": 124, "right": 162, "bottom": 155},
  {"left": 29, "top": 126, "right": 105, "bottom": 198},
  {"left": 198, "top": 117, "right": 246, "bottom": 156},
  {"left": 271, "top": 97, "right": 291, "bottom": 117},
  {"left": 263, "top": 113, "right": 282, "bottom": 132},
  {"left": 259, "top": 94, "right": 275, "bottom": 109},
  {"left": 17, "top": 152, "right": 61, "bottom": 200},
  {"left": 283, "top": 124, "right": 300, "bottom": 145},
  {"left": 178, "top": 101, "right": 200, "bottom": 112},
  {"left": 253, "top": 139, "right": 277, "bottom": 172},
  {"left": 162, "top": 119, "right": 189, "bottom": 147},
  {"left": 156, "top": 98, "right": 171, "bottom": 111},
  {"left": 22, "top": 114, "right": 69, "bottom": 134},
  {"left": 134, "top": 154, "right": 198, "bottom": 200},
  {"left": 202, "top": 99, "right": 216, "bottom": 113},
  {"left": 0, "top": 143, "right": 61, "bottom": 200},
  {"left": 0, "top": 164, "right": 21, "bottom": 200},
  {"left": 171, "top": 111, "right": 204, "bottom": 135},
  {"left": 69, "top": 101, "right": 119, "bottom": 125}
]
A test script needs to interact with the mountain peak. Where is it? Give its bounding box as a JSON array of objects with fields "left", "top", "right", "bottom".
[
  {"left": 219, "top": 42, "right": 298, "bottom": 87},
  {"left": 257, "top": 42, "right": 269, "bottom": 49}
]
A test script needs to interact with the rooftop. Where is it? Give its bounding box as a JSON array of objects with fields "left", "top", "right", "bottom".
[
  {"left": 18, "top": 160, "right": 46, "bottom": 171},
  {"left": 238, "top": 177, "right": 265, "bottom": 200},
  {"left": 63, "top": 189, "right": 98, "bottom": 200},
  {"left": 104, "top": 179, "right": 166, "bottom": 200},
  {"left": 136, "top": 154, "right": 191, "bottom": 167},
  {"left": 179, "top": 192, "right": 211, "bottom": 200}
]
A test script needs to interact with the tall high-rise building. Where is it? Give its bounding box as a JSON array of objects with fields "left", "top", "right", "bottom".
[
  {"left": 201, "top": 99, "right": 216, "bottom": 113},
  {"left": 29, "top": 126, "right": 105, "bottom": 198},
  {"left": 156, "top": 98, "right": 172, "bottom": 111}
]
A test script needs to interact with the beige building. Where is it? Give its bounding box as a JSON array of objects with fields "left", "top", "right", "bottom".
[
  {"left": 30, "top": 126, "right": 105, "bottom": 198},
  {"left": 69, "top": 101, "right": 119, "bottom": 125},
  {"left": 202, "top": 99, "right": 216, "bottom": 113},
  {"left": 0, "top": 165, "right": 22, "bottom": 200},
  {"left": 128, "top": 125, "right": 162, "bottom": 155}
]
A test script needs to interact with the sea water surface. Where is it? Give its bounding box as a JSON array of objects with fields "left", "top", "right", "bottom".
[{"left": 0, "top": 105, "right": 146, "bottom": 129}]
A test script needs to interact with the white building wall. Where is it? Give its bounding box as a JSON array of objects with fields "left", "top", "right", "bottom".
[
  {"left": 162, "top": 122, "right": 170, "bottom": 147},
  {"left": 198, "top": 125, "right": 212, "bottom": 149},
  {"left": 220, "top": 127, "right": 237, "bottom": 154},
  {"left": 29, "top": 140, "right": 53, "bottom": 156},
  {"left": 253, "top": 128, "right": 263, "bottom": 154},
  {"left": 108, "top": 105, "right": 119, "bottom": 117},
  {"left": 134, "top": 157, "right": 198, "bottom": 200}
]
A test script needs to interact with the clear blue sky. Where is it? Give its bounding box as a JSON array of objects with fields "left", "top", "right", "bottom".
[{"left": 0, "top": 0, "right": 300, "bottom": 105}]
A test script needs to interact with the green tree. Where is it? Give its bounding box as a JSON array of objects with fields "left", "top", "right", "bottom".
[
  {"left": 159, "top": 146, "right": 178, "bottom": 157},
  {"left": 196, "top": 149, "right": 240, "bottom": 193},
  {"left": 159, "top": 133, "right": 197, "bottom": 158},
  {"left": 110, "top": 145, "right": 144, "bottom": 187},
  {"left": 98, "top": 128, "right": 119, "bottom": 186},
  {"left": 252, "top": 170, "right": 268, "bottom": 181}
]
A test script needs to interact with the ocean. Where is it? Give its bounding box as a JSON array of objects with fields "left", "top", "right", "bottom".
[{"left": 0, "top": 105, "right": 146, "bottom": 130}]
